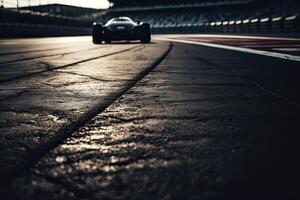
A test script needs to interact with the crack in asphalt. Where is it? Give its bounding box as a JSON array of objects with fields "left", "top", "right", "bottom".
[
  {"left": 0, "top": 42, "right": 99, "bottom": 56},
  {"left": 0, "top": 45, "right": 142, "bottom": 83},
  {"left": 41, "top": 79, "right": 91, "bottom": 88},
  {"left": 106, "top": 115, "right": 213, "bottom": 123},
  {"left": 0, "top": 45, "right": 146, "bottom": 103},
  {"left": 0, "top": 42, "right": 173, "bottom": 191},
  {"left": 0, "top": 46, "right": 106, "bottom": 64},
  {"left": 0, "top": 46, "right": 72, "bottom": 56},
  {"left": 55, "top": 71, "right": 137, "bottom": 83},
  {"left": 55, "top": 71, "right": 118, "bottom": 82},
  {"left": 40, "top": 61, "right": 53, "bottom": 71}
]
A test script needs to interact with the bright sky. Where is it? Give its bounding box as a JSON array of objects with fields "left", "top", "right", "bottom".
[
  {"left": 3, "top": 0, "right": 110, "bottom": 9},
  {"left": 49, "top": 0, "right": 110, "bottom": 8}
]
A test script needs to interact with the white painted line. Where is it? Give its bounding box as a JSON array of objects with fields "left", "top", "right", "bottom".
[
  {"left": 273, "top": 48, "right": 300, "bottom": 52},
  {"left": 156, "top": 37, "right": 300, "bottom": 62},
  {"left": 155, "top": 34, "right": 300, "bottom": 41}
]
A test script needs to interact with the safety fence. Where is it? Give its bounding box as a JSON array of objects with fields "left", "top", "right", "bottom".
[{"left": 151, "top": 15, "right": 300, "bottom": 36}]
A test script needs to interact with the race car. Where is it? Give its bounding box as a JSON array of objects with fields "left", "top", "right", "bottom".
[{"left": 92, "top": 17, "right": 151, "bottom": 44}]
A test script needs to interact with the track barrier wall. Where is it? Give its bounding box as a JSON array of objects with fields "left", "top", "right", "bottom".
[
  {"left": 0, "top": 8, "right": 91, "bottom": 38},
  {"left": 151, "top": 15, "right": 300, "bottom": 36}
]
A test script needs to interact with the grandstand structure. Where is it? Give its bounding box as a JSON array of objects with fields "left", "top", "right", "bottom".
[
  {"left": 0, "top": 2, "right": 94, "bottom": 38},
  {"left": 19, "top": 4, "right": 99, "bottom": 17},
  {"left": 101, "top": 0, "right": 300, "bottom": 34}
]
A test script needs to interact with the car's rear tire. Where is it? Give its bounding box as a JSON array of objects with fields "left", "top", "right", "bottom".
[
  {"left": 92, "top": 23, "right": 103, "bottom": 44},
  {"left": 140, "top": 23, "right": 151, "bottom": 43}
]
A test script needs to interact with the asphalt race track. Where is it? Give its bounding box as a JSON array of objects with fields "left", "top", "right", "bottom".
[{"left": 0, "top": 35, "right": 299, "bottom": 200}]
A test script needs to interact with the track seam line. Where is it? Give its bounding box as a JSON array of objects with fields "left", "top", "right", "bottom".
[
  {"left": 0, "top": 46, "right": 109, "bottom": 64},
  {"left": 0, "top": 45, "right": 142, "bottom": 83},
  {"left": 230, "top": 69, "right": 300, "bottom": 109},
  {"left": 0, "top": 47, "right": 66, "bottom": 56},
  {"left": 0, "top": 42, "right": 173, "bottom": 192},
  {"left": 0, "top": 43, "right": 94, "bottom": 56}
]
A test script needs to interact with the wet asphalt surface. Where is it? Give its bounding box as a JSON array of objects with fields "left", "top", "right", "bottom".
[{"left": 0, "top": 36, "right": 300, "bottom": 199}]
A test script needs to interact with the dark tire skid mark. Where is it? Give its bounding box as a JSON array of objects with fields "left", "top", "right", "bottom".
[
  {"left": 0, "top": 43, "right": 173, "bottom": 192},
  {"left": 0, "top": 45, "right": 142, "bottom": 83}
]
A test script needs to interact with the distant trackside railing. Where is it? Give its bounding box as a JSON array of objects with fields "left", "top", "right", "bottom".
[{"left": 151, "top": 15, "right": 300, "bottom": 36}]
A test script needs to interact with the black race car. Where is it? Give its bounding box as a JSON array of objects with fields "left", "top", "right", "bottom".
[{"left": 92, "top": 17, "right": 151, "bottom": 44}]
